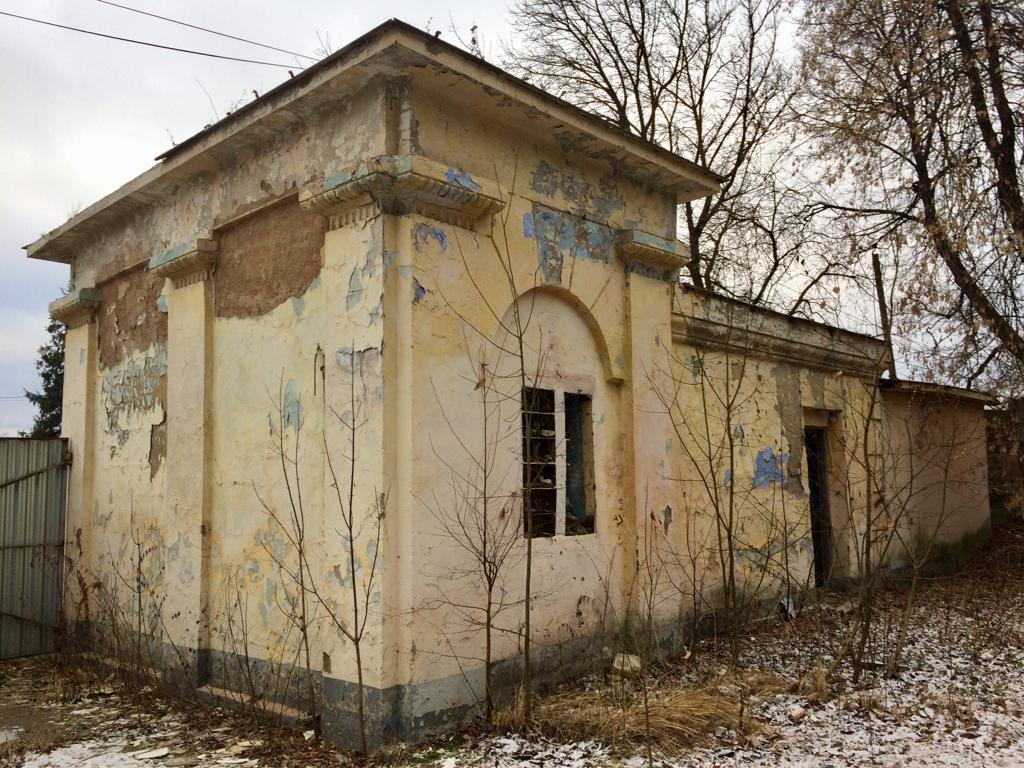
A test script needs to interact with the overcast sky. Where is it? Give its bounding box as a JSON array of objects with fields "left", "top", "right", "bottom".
[{"left": 0, "top": 0, "right": 511, "bottom": 435}]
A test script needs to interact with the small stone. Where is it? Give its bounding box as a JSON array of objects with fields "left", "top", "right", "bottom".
[
  {"left": 611, "top": 652, "right": 643, "bottom": 677},
  {"left": 789, "top": 706, "right": 806, "bottom": 722},
  {"left": 136, "top": 747, "right": 170, "bottom": 759}
]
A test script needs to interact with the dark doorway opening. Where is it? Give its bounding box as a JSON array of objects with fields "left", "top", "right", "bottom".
[{"left": 805, "top": 427, "right": 833, "bottom": 587}]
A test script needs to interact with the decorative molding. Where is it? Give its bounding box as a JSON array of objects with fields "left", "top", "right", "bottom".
[
  {"left": 617, "top": 229, "right": 689, "bottom": 282},
  {"left": 671, "top": 313, "right": 882, "bottom": 379},
  {"left": 149, "top": 238, "right": 218, "bottom": 288},
  {"left": 300, "top": 155, "right": 505, "bottom": 230},
  {"left": 329, "top": 200, "right": 382, "bottom": 230},
  {"left": 49, "top": 288, "right": 100, "bottom": 329}
]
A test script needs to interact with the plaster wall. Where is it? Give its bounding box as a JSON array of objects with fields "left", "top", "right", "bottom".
[
  {"left": 882, "top": 390, "right": 991, "bottom": 568},
  {"left": 662, "top": 294, "right": 860, "bottom": 615},
  {"left": 48, "top": 57, "right": 991, "bottom": 753},
  {"left": 67, "top": 82, "right": 387, "bottom": 292}
]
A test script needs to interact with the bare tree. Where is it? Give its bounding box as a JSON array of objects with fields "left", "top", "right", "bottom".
[
  {"left": 419, "top": 347, "right": 525, "bottom": 721},
  {"left": 256, "top": 368, "right": 386, "bottom": 753},
  {"left": 648, "top": 301, "right": 809, "bottom": 667},
  {"left": 799, "top": 0, "right": 1024, "bottom": 395},
  {"left": 507, "top": 0, "right": 822, "bottom": 309},
  {"left": 254, "top": 380, "right": 319, "bottom": 728}
]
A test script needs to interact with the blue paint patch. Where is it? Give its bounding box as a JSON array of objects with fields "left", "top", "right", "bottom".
[
  {"left": 752, "top": 446, "right": 789, "bottom": 489},
  {"left": 336, "top": 345, "right": 381, "bottom": 377},
  {"left": 323, "top": 169, "right": 353, "bottom": 190},
  {"left": 630, "top": 229, "right": 676, "bottom": 251},
  {"left": 347, "top": 268, "right": 364, "bottom": 310},
  {"left": 148, "top": 241, "right": 190, "bottom": 270},
  {"left": 383, "top": 250, "right": 397, "bottom": 270},
  {"left": 413, "top": 222, "right": 448, "bottom": 251},
  {"left": 156, "top": 295, "right": 168, "bottom": 314},
  {"left": 523, "top": 212, "right": 535, "bottom": 238},
  {"left": 368, "top": 295, "right": 383, "bottom": 325},
  {"left": 100, "top": 345, "right": 168, "bottom": 447},
  {"left": 397, "top": 264, "right": 412, "bottom": 278},
  {"left": 446, "top": 168, "right": 482, "bottom": 191},
  {"left": 615, "top": 354, "right": 625, "bottom": 370},
  {"left": 291, "top": 296, "right": 305, "bottom": 316},
  {"left": 724, "top": 469, "right": 732, "bottom": 487},
  {"left": 412, "top": 278, "right": 426, "bottom": 304},
  {"left": 307, "top": 275, "right": 321, "bottom": 291},
  {"left": 282, "top": 379, "right": 303, "bottom": 431},
  {"left": 530, "top": 203, "right": 614, "bottom": 283}
]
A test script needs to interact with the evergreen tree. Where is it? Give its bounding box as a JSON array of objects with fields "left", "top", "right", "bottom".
[{"left": 23, "top": 320, "right": 65, "bottom": 438}]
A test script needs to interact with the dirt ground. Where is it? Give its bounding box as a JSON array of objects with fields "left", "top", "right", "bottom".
[{"left": 3, "top": 522, "right": 1024, "bottom": 768}]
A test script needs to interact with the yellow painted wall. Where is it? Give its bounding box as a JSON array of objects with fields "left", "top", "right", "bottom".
[{"left": 50, "top": 57, "right": 991, "bottom": 748}]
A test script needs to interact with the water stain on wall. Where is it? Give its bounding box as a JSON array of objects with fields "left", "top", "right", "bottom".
[
  {"left": 530, "top": 160, "right": 624, "bottom": 220},
  {"left": 148, "top": 417, "right": 167, "bottom": 479}
]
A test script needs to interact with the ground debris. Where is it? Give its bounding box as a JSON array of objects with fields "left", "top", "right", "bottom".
[{"left": 3, "top": 523, "right": 1024, "bottom": 768}]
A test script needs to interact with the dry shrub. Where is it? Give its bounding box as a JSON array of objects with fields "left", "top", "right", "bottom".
[
  {"left": 741, "top": 670, "right": 790, "bottom": 698},
  {"left": 499, "top": 682, "right": 747, "bottom": 751},
  {"left": 0, "top": 728, "right": 60, "bottom": 765},
  {"left": 797, "top": 659, "right": 830, "bottom": 703}
]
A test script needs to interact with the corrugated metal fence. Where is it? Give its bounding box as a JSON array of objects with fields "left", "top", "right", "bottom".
[{"left": 0, "top": 438, "right": 68, "bottom": 659}]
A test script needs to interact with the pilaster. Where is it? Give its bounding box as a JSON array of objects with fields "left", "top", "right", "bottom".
[
  {"left": 620, "top": 236, "right": 681, "bottom": 619},
  {"left": 51, "top": 289, "right": 99, "bottom": 613},
  {"left": 149, "top": 240, "right": 216, "bottom": 672}
]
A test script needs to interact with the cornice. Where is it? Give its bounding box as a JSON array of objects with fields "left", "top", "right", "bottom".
[
  {"left": 148, "top": 238, "right": 218, "bottom": 288},
  {"left": 671, "top": 312, "right": 883, "bottom": 379},
  {"left": 299, "top": 155, "right": 505, "bottom": 230},
  {"left": 617, "top": 229, "right": 689, "bottom": 282},
  {"left": 49, "top": 288, "right": 100, "bottom": 329}
]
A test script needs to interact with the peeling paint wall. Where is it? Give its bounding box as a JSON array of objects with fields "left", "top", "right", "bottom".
[
  {"left": 50, "top": 52, "right": 990, "bottom": 753},
  {"left": 68, "top": 82, "right": 387, "bottom": 292}
]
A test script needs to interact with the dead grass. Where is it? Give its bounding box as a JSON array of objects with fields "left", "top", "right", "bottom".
[
  {"left": 797, "top": 658, "right": 830, "bottom": 703},
  {"left": 497, "top": 677, "right": 761, "bottom": 752}
]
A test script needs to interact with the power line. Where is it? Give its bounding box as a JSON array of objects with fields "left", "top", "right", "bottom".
[
  {"left": 0, "top": 11, "right": 298, "bottom": 69},
  {"left": 94, "top": 0, "right": 317, "bottom": 62}
]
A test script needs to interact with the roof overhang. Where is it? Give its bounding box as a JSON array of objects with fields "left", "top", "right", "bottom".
[{"left": 26, "top": 19, "right": 722, "bottom": 264}]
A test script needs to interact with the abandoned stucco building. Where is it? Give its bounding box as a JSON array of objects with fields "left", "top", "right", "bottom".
[{"left": 28, "top": 20, "right": 991, "bottom": 749}]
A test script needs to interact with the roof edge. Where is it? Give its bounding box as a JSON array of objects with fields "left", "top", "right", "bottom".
[
  {"left": 27, "top": 19, "right": 722, "bottom": 262},
  {"left": 880, "top": 378, "right": 996, "bottom": 405}
]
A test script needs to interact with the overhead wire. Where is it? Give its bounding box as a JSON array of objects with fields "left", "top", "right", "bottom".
[
  {"left": 0, "top": 11, "right": 299, "bottom": 69},
  {"left": 93, "top": 0, "right": 317, "bottom": 62}
]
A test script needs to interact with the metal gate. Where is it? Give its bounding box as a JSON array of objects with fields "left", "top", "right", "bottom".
[{"left": 0, "top": 438, "right": 68, "bottom": 659}]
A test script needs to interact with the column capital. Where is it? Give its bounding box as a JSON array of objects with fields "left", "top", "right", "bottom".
[
  {"left": 617, "top": 229, "right": 689, "bottom": 282},
  {"left": 299, "top": 154, "right": 505, "bottom": 230},
  {"left": 49, "top": 288, "right": 100, "bottom": 328},
  {"left": 149, "top": 238, "right": 218, "bottom": 288}
]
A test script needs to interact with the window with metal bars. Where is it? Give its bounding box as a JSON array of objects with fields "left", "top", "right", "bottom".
[{"left": 521, "top": 386, "right": 595, "bottom": 538}]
